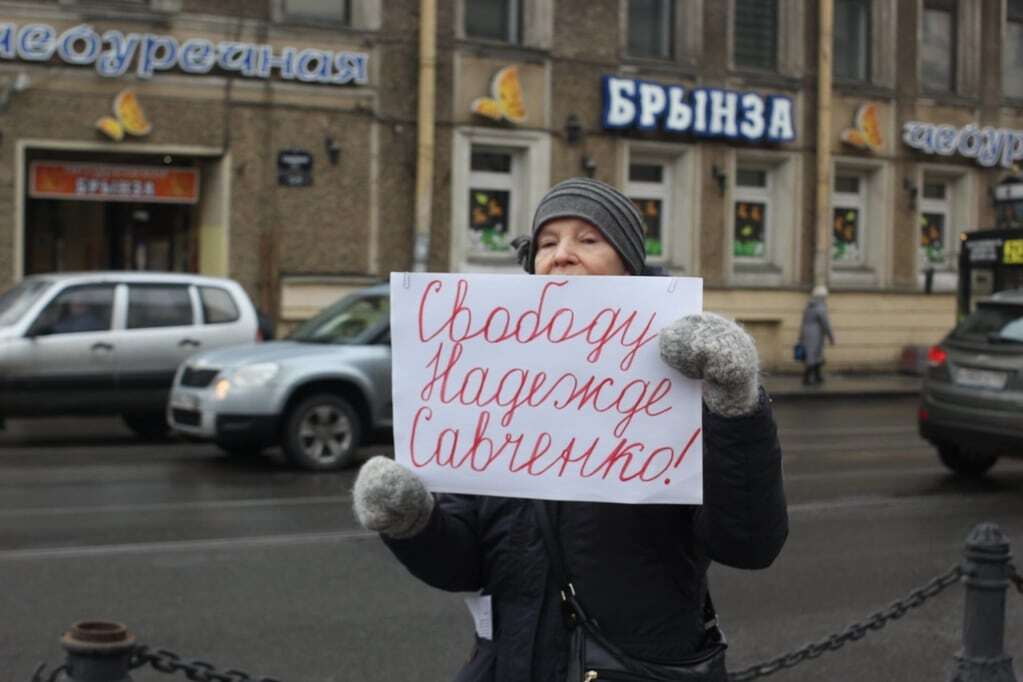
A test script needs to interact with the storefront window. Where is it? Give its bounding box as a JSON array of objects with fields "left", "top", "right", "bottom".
[
  {"left": 832, "top": 173, "right": 865, "bottom": 265},
  {"left": 733, "top": 167, "right": 770, "bottom": 260},
  {"left": 920, "top": 179, "right": 950, "bottom": 267},
  {"left": 627, "top": 161, "right": 670, "bottom": 258},
  {"left": 467, "top": 148, "right": 517, "bottom": 254}
]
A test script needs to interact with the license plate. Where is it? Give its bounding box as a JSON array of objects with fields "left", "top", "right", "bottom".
[
  {"left": 170, "top": 393, "right": 199, "bottom": 410},
  {"left": 954, "top": 367, "right": 1008, "bottom": 390}
]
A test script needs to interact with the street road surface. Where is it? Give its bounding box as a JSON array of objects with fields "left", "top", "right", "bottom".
[{"left": 2, "top": 395, "right": 1022, "bottom": 681}]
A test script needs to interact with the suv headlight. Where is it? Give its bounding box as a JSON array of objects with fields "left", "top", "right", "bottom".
[{"left": 233, "top": 362, "right": 280, "bottom": 387}]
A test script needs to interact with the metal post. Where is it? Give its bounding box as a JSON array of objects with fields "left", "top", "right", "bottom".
[
  {"left": 949, "top": 523, "right": 1017, "bottom": 682},
  {"left": 61, "top": 621, "right": 135, "bottom": 682}
]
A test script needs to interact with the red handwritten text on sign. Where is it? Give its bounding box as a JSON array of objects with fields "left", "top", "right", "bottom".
[{"left": 390, "top": 273, "right": 704, "bottom": 504}]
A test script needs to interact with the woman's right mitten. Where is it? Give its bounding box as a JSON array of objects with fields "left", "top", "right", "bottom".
[{"left": 353, "top": 456, "right": 434, "bottom": 539}]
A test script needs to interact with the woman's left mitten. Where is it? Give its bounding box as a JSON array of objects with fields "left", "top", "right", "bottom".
[
  {"left": 353, "top": 456, "right": 435, "bottom": 539},
  {"left": 658, "top": 312, "right": 761, "bottom": 417}
]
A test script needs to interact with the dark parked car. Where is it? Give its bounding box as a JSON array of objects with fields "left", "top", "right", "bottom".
[{"left": 919, "top": 288, "right": 1023, "bottom": 475}]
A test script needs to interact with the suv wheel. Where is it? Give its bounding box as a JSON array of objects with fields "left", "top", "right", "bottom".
[
  {"left": 122, "top": 412, "right": 170, "bottom": 441},
  {"left": 282, "top": 393, "right": 362, "bottom": 470},
  {"left": 937, "top": 444, "right": 997, "bottom": 477}
]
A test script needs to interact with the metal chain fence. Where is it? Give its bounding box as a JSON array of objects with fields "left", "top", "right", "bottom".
[
  {"left": 129, "top": 646, "right": 283, "bottom": 682},
  {"left": 726, "top": 563, "right": 964, "bottom": 681},
  {"left": 1009, "top": 563, "right": 1023, "bottom": 596},
  {"left": 27, "top": 525, "right": 1020, "bottom": 682}
]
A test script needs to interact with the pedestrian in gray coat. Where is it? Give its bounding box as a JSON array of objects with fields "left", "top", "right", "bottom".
[{"left": 798, "top": 285, "right": 835, "bottom": 385}]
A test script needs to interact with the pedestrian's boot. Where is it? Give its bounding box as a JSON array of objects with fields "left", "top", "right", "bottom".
[
  {"left": 802, "top": 366, "right": 814, "bottom": 386},
  {"left": 813, "top": 364, "right": 824, "bottom": 384}
]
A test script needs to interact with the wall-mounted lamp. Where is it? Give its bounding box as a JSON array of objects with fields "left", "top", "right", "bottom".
[
  {"left": 902, "top": 177, "right": 918, "bottom": 210},
  {"left": 0, "top": 72, "right": 30, "bottom": 113},
  {"left": 565, "top": 114, "right": 583, "bottom": 146},
  {"left": 711, "top": 164, "right": 727, "bottom": 196},
  {"left": 325, "top": 135, "right": 341, "bottom": 166},
  {"left": 581, "top": 154, "right": 597, "bottom": 178}
]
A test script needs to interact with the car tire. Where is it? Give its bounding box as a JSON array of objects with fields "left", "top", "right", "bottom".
[
  {"left": 937, "top": 444, "right": 998, "bottom": 477},
  {"left": 122, "top": 412, "right": 171, "bottom": 441},
  {"left": 282, "top": 393, "right": 362, "bottom": 471}
]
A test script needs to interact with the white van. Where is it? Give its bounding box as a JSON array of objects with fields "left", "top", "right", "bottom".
[{"left": 0, "top": 271, "right": 260, "bottom": 438}]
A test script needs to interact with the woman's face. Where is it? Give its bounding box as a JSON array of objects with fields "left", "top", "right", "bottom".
[{"left": 533, "top": 218, "right": 628, "bottom": 276}]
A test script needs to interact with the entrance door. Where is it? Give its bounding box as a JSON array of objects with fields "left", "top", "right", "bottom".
[{"left": 107, "top": 203, "right": 195, "bottom": 272}]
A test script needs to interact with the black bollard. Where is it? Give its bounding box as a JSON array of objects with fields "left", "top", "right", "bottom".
[
  {"left": 948, "top": 523, "right": 1017, "bottom": 682},
  {"left": 61, "top": 621, "right": 135, "bottom": 682}
]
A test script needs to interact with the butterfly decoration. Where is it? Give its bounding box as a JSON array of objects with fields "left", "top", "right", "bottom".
[
  {"left": 471, "top": 65, "right": 527, "bottom": 124},
  {"left": 96, "top": 89, "right": 152, "bottom": 142},
  {"left": 840, "top": 103, "right": 883, "bottom": 152}
]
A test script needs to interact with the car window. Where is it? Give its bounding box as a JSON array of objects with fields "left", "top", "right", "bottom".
[
  {"left": 199, "top": 286, "right": 240, "bottom": 324},
  {"left": 0, "top": 279, "right": 53, "bottom": 327},
  {"left": 951, "top": 303, "right": 1023, "bottom": 343},
  {"left": 31, "top": 284, "right": 115, "bottom": 335},
  {"left": 289, "top": 293, "right": 389, "bottom": 344},
  {"left": 127, "top": 285, "right": 194, "bottom": 329}
]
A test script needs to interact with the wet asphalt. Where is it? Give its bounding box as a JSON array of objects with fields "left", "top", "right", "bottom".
[{"left": 2, "top": 395, "right": 1023, "bottom": 681}]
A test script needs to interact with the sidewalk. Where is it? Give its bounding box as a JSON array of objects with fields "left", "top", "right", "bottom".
[{"left": 762, "top": 372, "right": 922, "bottom": 398}]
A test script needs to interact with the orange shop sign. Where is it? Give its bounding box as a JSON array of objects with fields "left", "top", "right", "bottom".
[{"left": 29, "top": 162, "right": 200, "bottom": 204}]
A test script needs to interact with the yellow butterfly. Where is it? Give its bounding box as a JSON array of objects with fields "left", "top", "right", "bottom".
[
  {"left": 96, "top": 89, "right": 152, "bottom": 142},
  {"left": 471, "top": 65, "right": 527, "bottom": 124},
  {"left": 840, "top": 103, "right": 882, "bottom": 152}
]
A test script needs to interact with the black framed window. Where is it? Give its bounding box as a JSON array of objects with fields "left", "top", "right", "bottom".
[
  {"left": 627, "top": 0, "right": 674, "bottom": 59},
  {"left": 282, "top": 0, "right": 350, "bottom": 24},
  {"left": 1005, "top": 0, "right": 1023, "bottom": 98},
  {"left": 465, "top": 0, "right": 522, "bottom": 43},
  {"left": 834, "top": 0, "right": 870, "bottom": 81},
  {"left": 921, "top": 0, "right": 956, "bottom": 92},
  {"left": 734, "top": 0, "right": 778, "bottom": 71}
]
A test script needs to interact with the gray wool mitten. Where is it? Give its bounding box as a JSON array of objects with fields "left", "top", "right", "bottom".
[
  {"left": 353, "top": 456, "right": 435, "bottom": 539},
  {"left": 658, "top": 312, "right": 761, "bottom": 417}
]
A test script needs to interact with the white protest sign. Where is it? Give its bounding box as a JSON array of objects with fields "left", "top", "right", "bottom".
[{"left": 389, "top": 273, "right": 704, "bottom": 504}]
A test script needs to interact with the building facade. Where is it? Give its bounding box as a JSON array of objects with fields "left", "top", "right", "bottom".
[{"left": 1, "top": 0, "right": 1022, "bottom": 371}]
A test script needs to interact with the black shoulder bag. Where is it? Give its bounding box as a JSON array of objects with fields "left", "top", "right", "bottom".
[{"left": 533, "top": 500, "right": 728, "bottom": 682}]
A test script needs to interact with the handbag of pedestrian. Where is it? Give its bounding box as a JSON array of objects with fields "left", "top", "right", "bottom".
[
  {"left": 792, "top": 343, "right": 806, "bottom": 362},
  {"left": 533, "top": 500, "right": 728, "bottom": 682}
]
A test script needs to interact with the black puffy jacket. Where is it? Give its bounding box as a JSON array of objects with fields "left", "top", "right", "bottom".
[{"left": 383, "top": 389, "right": 788, "bottom": 682}]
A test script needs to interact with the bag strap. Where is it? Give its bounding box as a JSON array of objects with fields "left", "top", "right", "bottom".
[{"left": 531, "top": 499, "right": 721, "bottom": 638}]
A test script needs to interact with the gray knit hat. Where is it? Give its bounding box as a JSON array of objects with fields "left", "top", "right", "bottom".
[{"left": 517, "top": 177, "right": 647, "bottom": 275}]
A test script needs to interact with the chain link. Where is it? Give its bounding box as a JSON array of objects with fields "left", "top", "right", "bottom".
[
  {"left": 129, "top": 645, "right": 284, "bottom": 682},
  {"left": 727, "top": 563, "right": 963, "bottom": 681},
  {"left": 1008, "top": 563, "right": 1023, "bottom": 596},
  {"left": 30, "top": 664, "right": 67, "bottom": 682}
]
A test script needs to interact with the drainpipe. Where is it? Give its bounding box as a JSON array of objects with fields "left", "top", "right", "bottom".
[
  {"left": 413, "top": 0, "right": 437, "bottom": 272},
  {"left": 814, "top": 0, "right": 834, "bottom": 289}
]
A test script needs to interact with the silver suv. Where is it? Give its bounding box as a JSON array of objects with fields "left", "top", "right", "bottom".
[
  {"left": 0, "top": 272, "right": 259, "bottom": 438},
  {"left": 919, "top": 288, "right": 1023, "bottom": 475},
  {"left": 167, "top": 283, "right": 391, "bottom": 470}
]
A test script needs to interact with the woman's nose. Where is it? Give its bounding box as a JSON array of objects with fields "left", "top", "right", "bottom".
[{"left": 552, "top": 241, "right": 578, "bottom": 264}]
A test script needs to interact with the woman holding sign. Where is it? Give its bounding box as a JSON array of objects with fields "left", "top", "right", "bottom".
[{"left": 354, "top": 178, "right": 787, "bottom": 682}]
